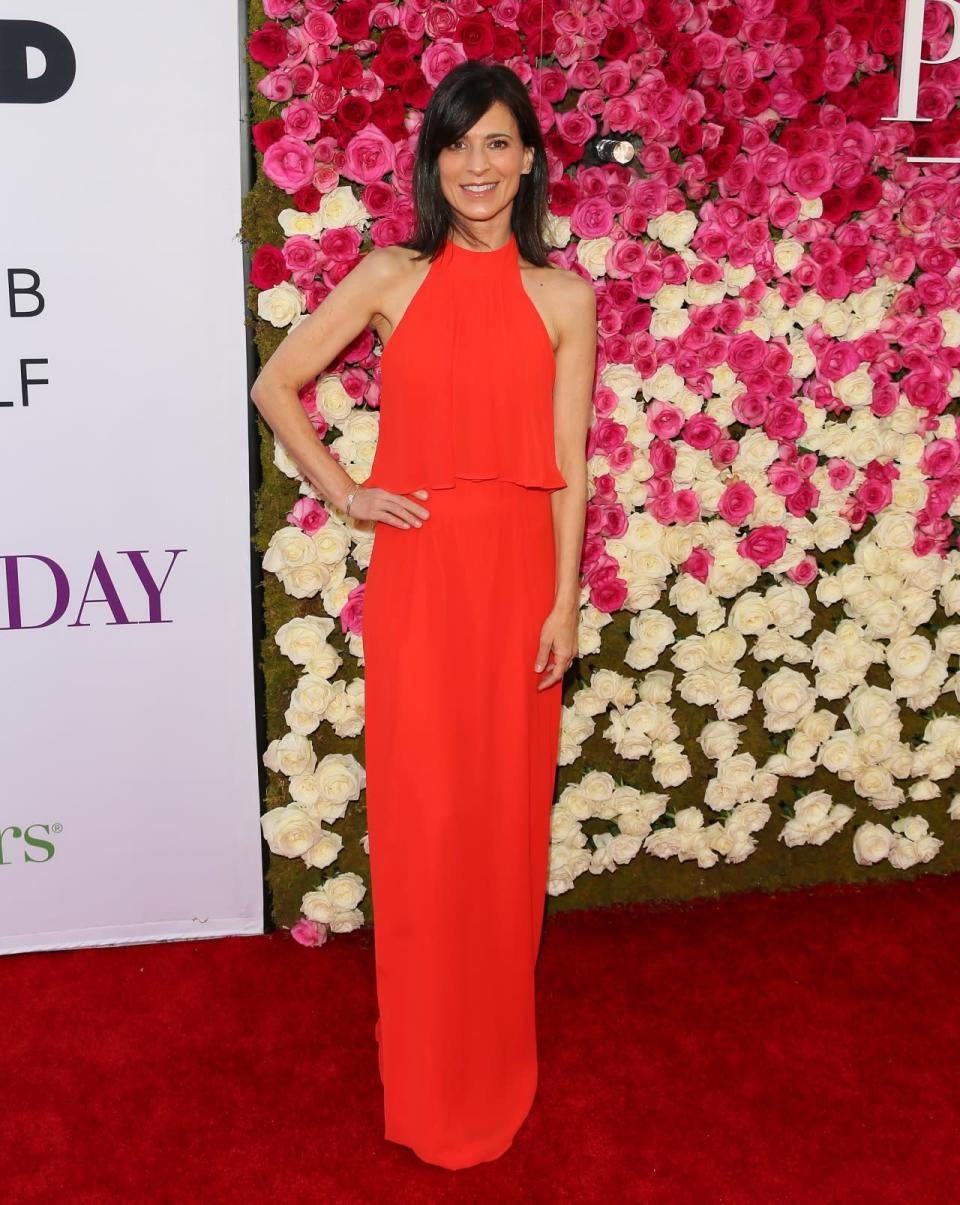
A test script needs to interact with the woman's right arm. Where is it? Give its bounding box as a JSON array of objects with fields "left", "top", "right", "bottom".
[{"left": 250, "top": 247, "right": 430, "bottom": 530}]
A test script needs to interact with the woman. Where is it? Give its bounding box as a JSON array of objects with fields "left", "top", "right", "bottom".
[{"left": 251, "top": 60, "right": 596, "bottom": 1169}]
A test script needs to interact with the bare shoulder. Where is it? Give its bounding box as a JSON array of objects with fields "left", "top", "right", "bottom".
[
  {"left": 355, "top": 242, "right": 421, "bottom": 289},
  {"left": 540, "top": 263, "right": 596, "bottom": 341},
  {"left": 551, "top": 264, "right": 597, "bottom": 311}
]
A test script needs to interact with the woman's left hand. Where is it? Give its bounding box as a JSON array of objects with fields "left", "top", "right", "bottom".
[{"left": 534, "top": 598, "right": 579, "bottom": 691}]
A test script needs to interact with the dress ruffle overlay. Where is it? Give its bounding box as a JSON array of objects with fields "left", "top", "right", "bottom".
[{"left": 362, "top": 231, "right": 565, "bottom": 1169}]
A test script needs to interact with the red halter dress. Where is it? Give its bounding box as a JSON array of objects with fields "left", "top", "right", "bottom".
[{"left": 362, "top": 230, "right": 566, "bottom": 1170}]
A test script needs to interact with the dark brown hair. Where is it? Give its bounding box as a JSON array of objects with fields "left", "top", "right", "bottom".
[{"left": 401, "top": 60, "right": 553, "bottom": 266}]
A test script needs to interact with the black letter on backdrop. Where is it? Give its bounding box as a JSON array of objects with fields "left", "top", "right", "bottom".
[{"left": 0, "top": 20, "right": 76, "bottom": 103}]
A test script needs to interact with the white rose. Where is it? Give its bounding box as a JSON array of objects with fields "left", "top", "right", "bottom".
[
  {"left": 302, "top": 827, "right": 343, "bottom": 869},
  {"left": 602, "top": 361, "right": 643, "bottom": 401},
  {"left": 844, "top": 685, "right": 899, "bottom": 731},
  {"left": 724, "top": 262, "right": 756, "bottom": 290},
  {"left": 643, "top": 363, "right": 685, "bottom": 401},
  {"left": 818, "top": 732, "right": 861, "bottom": 775},
  {"left": 314, "top": 373, "right": 355, "bottom": 425},
  {"left": 650, "top": 308, "right": 690, "bottom": 340},
  {"left": 260, "top": 804, "right": 323, "bottom": 858},
  {"left": 319, "top": 184, "right": 369, "bottom": 229},
  {"left": 276, "top": 615, "right": 336, "bottom": 666},
  {"left": 794, "top": 291, "right": 826, "bottom": 327},
  {"left": 325, "top": 870, "right": 366, "bottom": 910},
  {"left": 887, "top": 634, "right": 933, "bottom": 679},
  {"left": 576, "top": 236, "right": 614, "bottom": 278},
  {"left": 545, "top": 211, "right": 572, "bottom": 248},
  {"left": 853, "top": 821, "right": 892, "bottom": 864},
  {"left": 311, "top": 523, "right": 351, "bottom": 568},
  {"left": 702, "top": 628, "right": 747, "bottom": 670},
  {"left": 653, "top": 209, "right": 697, "bottom": 248},
  {"left": 812, "top": 515, "right": 851, "bottom": 552},
  {"left": 774, "top": 239, "right": 804, "bottom": 272},
  {"left": 278, "top": 207, "right": 324, "bottom": 238},
  {"left": 820, "top": 300, "right": 852, "bottom": 338},
  {"left": 699, "top": 719, "right": 744, "bottom": 760},
  {"left": 262, "top": 731, "right": 316, "bottom": 777},
  {"left": 834, "top": 366, "right": 873, "bottom": 409},
  {"left": 257, "top": 281, "right": 304, "bottom": 328},
  {"left": 637, "top": 670, "right": 674, "bottom": 704},
  {"left": 686, "top": 277, "right": 725, "bottom": 306},
  {"left": 757, "top": 667, "right": 816, "bottom": 731},
  {"left": 263, "top": 526, "right": 318, "bottom": 575},
  {"left": 888, "top": 835, "right": 921, "bottom": 869},
  {"left": 873, "top": 511, "right": 916, "bottom": 551},
  {"left": 727, "top": 593, "right": 770, "bottom": 635},
  {"left": 652, "top": 283, "right": 686, "bottom": 311}
]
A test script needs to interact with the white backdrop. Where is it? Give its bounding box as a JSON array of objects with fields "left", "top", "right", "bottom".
[{"left": 0, "top": 3, "right": 263, "bottom": 952}]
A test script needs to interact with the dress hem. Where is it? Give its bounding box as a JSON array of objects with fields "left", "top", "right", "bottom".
[{"left": 365, "top": 472, "right": 567, "bottom": 493}]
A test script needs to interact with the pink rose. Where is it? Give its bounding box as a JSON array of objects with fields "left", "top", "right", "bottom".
[
  {"left": 827, "top": 458, "right": 856, "bottom": 490},
  {"left": 646, "top": 401, "right": 684, "bottom": 440},
  {"left": 764, "top": 401, "right": 806, "bottom": 441},
  {"left": 787, "top": 556, "right": 818, "bottom": 586},
  {"left": 768, "top": 461, "right": 804, "bottom": 495},
  {"left": 682, "top": 546, "right": 714, "bottom": 582},
  {"left": 738, "top": 525, "right": 788, "bottom": 569},
  {"left": 784, "top": 151, "right": 834, "bottom": 199},
  {"left": 341, "top": 122, "right": 396, "bottom": 184},
  {"left": 286, "top": 497, "right": 328, "bottom": 535},
  {"left": 921, "top": 437, "right": 960, "bottom": 477},
  {"left": 571, "top": 196, "right": 615, "bottom": 238},
  {"left": 290, "top": 918, "right": 328, "bottom": 947},
  {"left": 263, "top": 135, "right": 315, "bottom": 192},
  {"left": 682, "top": 413, "right": 722, "bottom": 449},
  {"left": 717, "top": 481, "right": 756, "bottom": 525},
  {"left": 420, "top": 38, "right": 466, "bottom": 87}
]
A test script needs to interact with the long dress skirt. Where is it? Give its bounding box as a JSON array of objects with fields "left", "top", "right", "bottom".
[{"left": 362, "top": 477, "right": 563, "bottom": 1169}]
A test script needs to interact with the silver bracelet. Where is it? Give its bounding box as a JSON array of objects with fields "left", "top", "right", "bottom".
[{"left": 344, "top": 485, "right": 362, "bottom": 516}]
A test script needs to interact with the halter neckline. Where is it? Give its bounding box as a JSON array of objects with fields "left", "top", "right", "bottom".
[{"left": 444, "top": 231, "right": 517, "bottom": 259}]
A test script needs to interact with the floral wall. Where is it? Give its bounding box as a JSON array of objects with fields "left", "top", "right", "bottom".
[{"left": 243, "top": 0, "right": 960, "bottom": 939}]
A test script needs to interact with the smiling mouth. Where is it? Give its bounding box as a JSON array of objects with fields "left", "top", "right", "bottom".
[{"left": 461, "top": 182, "right": 498, "bottom": 194}]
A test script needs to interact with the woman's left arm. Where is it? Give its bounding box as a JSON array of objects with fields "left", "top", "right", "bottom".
[{"left": 534, "top": 272, "right": 597, "bottom": 690}]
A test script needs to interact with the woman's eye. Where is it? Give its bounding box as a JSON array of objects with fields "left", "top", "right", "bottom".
[{"left": 450, "top": 139, "right": 509, "bottom": 150}]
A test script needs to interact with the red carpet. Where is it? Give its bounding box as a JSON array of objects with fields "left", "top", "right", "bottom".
[{"left": 3, "top": 874, "right": 959, "bottom": 1203}]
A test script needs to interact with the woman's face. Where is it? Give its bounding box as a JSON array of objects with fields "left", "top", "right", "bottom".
[{"left": 436, "top": 99, "right": 534, "bottom": 230}]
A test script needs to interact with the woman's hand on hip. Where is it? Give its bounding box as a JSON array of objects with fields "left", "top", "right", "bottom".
[
  {"left": 534, "top": 598, "right": 578, "bottom": 691},
  {"left": 351, "top": 486, "right": 430, "bottom": 529}
]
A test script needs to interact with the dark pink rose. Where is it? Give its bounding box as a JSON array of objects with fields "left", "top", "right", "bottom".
[
  {"left": 765, "top": 401, "right": 806, "bottom": 441},
  {"left": 319, "top": 225, "right": 361, "bottom": 262},
  {"left": 732, "top": 393, "right": 768, "bottom": 427},
  {"left": 646, "top": 401, "right": 684, "bottom": 440},
  {"left": 920, "top": 438, "right": 960, "bottom": 477},
  {"left": 738, "top": 525, "right": 788, "bottom": 568},
  {"left": 857, "top": 479, "right": 892, "bottom": 513},
  {"left": 674, "top": 489, "right": 700, "bottom": 523},
  {"left": 768, "top": 461, "right": 804, "bottom": 495},
  {"left": 682, "top": 546, "right": 714, "bottom": 581},
  {"left": 591, "top": 576, "right": 629, "bottom": 613},
  {"left": 786, "top": 480, "right": 819, "bottom": 516},
  {"left": 682, "top": 413, "right": 722, "bottom": 449},
  {"left": 718, "top": 481, "right": 756, "bottom": 525},
  {"left": 710, "top": 438, "right": 739, "bottom": 468}
]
